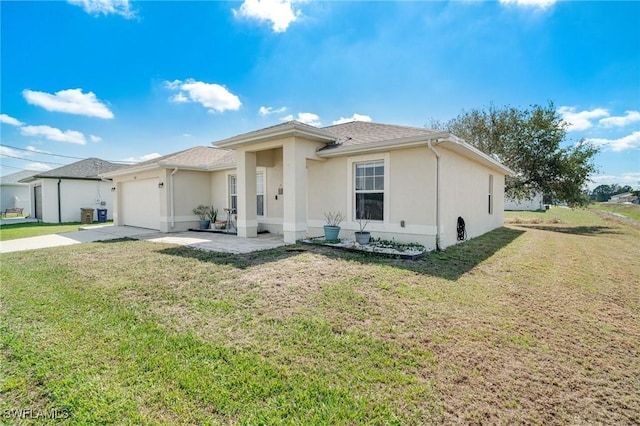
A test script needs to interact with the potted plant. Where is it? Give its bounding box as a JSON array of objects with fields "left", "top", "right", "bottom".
[
  {"left": 193, "top": 205, "right": 211, "bottom": 229},
  {"left": 323, "top": 211, "right": 344, "bottom": 242},
  {"left": 207, "top": 207, "right": 218, "bottom": 229},
  {"left": 354, "top": 215, "right": 371, "bottom": 245}
]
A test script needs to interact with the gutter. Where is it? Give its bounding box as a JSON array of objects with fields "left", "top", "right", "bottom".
[
  {"left": 170, "top": 167, "right": 178, "bottom": 228},
  {"left": 427, "top": 140, "right": 441, "bottom": 251},
  {"left": 57, "top": 179, "right": 62, "bottom": 224}
]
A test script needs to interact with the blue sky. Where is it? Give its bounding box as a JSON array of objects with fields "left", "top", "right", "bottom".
[{"left": 1, "top": 0, "right": 638, "bottom": 189}]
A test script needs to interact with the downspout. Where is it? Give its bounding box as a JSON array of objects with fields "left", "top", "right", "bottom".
[
  {"left": 170, "top": 167, "right": 178, "bottom": 228},
  {"left": 57, "top": 179, "right": 62, "bottom": 224},
  {"left": 427, "top": 140, "right": 441, "bottom": 251}
]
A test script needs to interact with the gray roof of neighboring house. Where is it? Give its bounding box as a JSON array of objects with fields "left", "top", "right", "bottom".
[
  {"left": 320, "top": 121, "right": 439, "bottom": 148},
  {"left": 20, "top": 158, "right": 125, "bottom": 182},
  {"left": 0, "top": 170, "right": 39, "bottom": 184}
]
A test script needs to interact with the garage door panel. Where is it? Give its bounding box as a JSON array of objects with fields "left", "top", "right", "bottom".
[{"left": 121, "top": 179, "right": 160, "bottom": 230}]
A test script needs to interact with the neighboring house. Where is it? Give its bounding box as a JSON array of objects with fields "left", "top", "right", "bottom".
[
  {"left": 505, "top": 192, "right": 544, "bottom": 211},
  {"left": 20, "top": 158, "right": 125, "bottom": 223},
  {"left": 103, "top": 121, "right": 513, "bottom": 250},
  {"left": 609, "top": 192, "right": 639, "bottom": 204},
  {"left": 0, "top": 170, "right": 37, "bottom": 214}
]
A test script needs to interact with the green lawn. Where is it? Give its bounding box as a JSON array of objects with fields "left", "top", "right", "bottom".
[
  {"left": 1, "top": 209, "right": 638, "bottom": 424},
  {"left": 0, "top": 222, "right": 111, "bottom": 241},
  {"left": 590, "top": 202, "right": 640, "bottom": 221}
]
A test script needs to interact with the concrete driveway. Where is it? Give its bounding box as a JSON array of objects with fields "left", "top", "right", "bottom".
[
  {"left": 0, "top": 225, "right": 287, "bottom": 254},
  {"left": 0, "top": 225, "right": 159, "bottom": 253}
]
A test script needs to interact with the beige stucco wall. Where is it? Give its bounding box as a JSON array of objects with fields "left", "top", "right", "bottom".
[
  {"left": 438, "top": 148, "right": 505, "bottom": 248},
  {"left": 307, "top": 147, "right": 439, "bottom": 249}
]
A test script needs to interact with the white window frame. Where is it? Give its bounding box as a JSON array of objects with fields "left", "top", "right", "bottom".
[
  {"left": 228, "top": 174, "right": 237, "bottom": 213},
  {"left": 226, "top": 170, "right": 266, "bottom": 217},
  {"left": 256, "top": 168, "right": 266, "bottom": 218},
  {"left": 488, "top": 174, "right": 494, "bottom": 215},
  {"left": 346, "top": 153, "right": 390, "bottom": 229}
]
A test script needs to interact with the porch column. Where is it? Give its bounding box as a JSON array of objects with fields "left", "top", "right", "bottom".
[
  {"left": 282, "top": 140, "right": 308, "bottom": 243},
  {"left": 237, "top": 149, "right": 257, "bottom": 238}
]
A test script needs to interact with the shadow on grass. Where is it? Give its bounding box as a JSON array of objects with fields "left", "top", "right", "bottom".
[
  {"left": 313, "top": 227, "right": 525, "bottom": 281},
  {"left": 156, "top": 245, "right": 304, "bottom": 270},
  {"left": 156, "top": 227, "right": 525, "bottom": 281},
  {"left": 513, "top": 225, "right": 622, "bottom": 236}
]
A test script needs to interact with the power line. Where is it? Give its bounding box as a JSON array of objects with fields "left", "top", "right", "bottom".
[
  {"left": 0, "top": 164, "right": 45, "bottom": 173},
  {"left": 0, "top": 153, "right": 68, "bottom": 166},
  {"left": 0, "top": 143, "right": 134, "bottom": 165},
  {"left": 0, "top": 144, "right": 85, "bottom": 160}
]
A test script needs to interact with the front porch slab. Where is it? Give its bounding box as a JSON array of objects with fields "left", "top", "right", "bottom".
[{"left": 140, "top": 231, "right": 287, "bottom": 254}]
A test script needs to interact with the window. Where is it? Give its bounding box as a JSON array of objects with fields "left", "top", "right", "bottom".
[
  {"left": 355, "top": 160, "right": 384, "bottom": 221},
  {"left": 229, "top": 175, "right": 237, "bottom": 213},
  {"left": 488, "top": 174, "right": 494, "bottom": 215},
  {"left": 256, "top": 172, "right": 264, "bottom": 216},
  {"left": 228, "top": 173, "right": 265, "bottom": 216}
]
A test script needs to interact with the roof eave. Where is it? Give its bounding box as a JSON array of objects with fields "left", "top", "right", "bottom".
[
  {"left": 101, "top": 163, "right": 161, "bottom": 178},
  {"left": 214, "top": 122, "right": 336, "bottom": 149},
  {"left": 439, "top": 137, "right": 515, "bottom": 175}
]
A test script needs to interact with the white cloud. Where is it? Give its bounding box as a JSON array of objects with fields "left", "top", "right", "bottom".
[
  {"left": 89, "top": 135, "right": 102, "bottom": 143},
  {"left": 586, "top": 131, "right": 640, "bottom": 152},
  {"left": 0, "top": 146, "right": 25, "bottom": 158},
  {"left": 281, "top": 112, "right": 321, "bottom": 126},
  {"left": 23, "top": 88, "right": 114, "bottom": 119},
  {"left": 589, "top": 172, "right": 640, "bottom": 190},
  {"left": 170, "top": 92, "right": 189, "bottom": 103},
  {"left": 165, "top": 79, "right": 241, "bottom": 113},
  {"left": 68, "top": 0, "right": 136, "bottom": 19},
  {"left": 182, "top": 133, "right": 192, "bottom": 137},
  {"left": 0, "top": 114, "right": 24, "bottom": 126},
  {"left": 25, "top": 162, "right": 53, "bottom": 172},
  {"left": 233, "top": 0, "right": 300, "bottom": 33},
  {"left": 259, "top": 106, "right": 287, "bottom": 116},
  {"left": 499, "top": 0, "right": 556, "bottom": 9},
  {"left": 122, "top": 153, "right": 162, "bottom": 163},
  {"left": 557, "top": 106, "right": 609, "bottom": 131},
  {"left": 332, "top": 113, "right": 373, "bottom": 125},
  {"left": 599, "top": 110, "right": 640, "bottom": 128},
  {"left": 26, "top": 146, "right": 43, "bottom": 153},
  {"left": 20, "top": 125, "right": 87, "bottom": 145}
]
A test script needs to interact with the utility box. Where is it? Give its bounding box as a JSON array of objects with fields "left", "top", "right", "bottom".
[
  {"left": 81, "top": 208, "right": 94, "bottom": 224},
  {"left": 97, "top": 209, "right": 107, "bottom": 223}
]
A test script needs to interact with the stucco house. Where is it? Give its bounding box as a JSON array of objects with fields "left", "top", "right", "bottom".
[
  {"left": 103, "top": 121, "right": 512, "bottom": 250},
  {"left": 20, "top": 158, "right": 124, "bottom": 223},
  {"left": 0, "top": 170, "right": 37, "bottom": 215},
  {"left": 609, "top": 192, "right": 639, "bottom": 204}
]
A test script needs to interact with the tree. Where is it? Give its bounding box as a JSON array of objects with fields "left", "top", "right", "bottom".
[{"left": 430, "top": 102, "right": 599, "bottom": 207}]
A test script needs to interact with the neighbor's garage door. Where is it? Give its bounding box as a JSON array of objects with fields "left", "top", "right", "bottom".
[{"left": 120, "top": 178, "right": 160, "bottom": 230}]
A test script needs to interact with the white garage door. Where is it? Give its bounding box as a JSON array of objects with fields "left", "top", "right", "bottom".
[{"left": 121, "top": 178, "right": 160, "bottom": 230}]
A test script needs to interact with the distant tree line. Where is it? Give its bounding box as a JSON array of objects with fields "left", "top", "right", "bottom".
[{"left": 589, "top": 184, "right": 637, "bottom": 202}]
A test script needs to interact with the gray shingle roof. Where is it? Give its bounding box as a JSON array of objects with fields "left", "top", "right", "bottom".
[
  {"left": 320, "top": 121, "right": 439, "bottom": 148},
  {"left": 24, "top": 158, "right": 125, "bottom": 181},
  {"left": 110, "top": 146, "right": 236, "bottom": 173},
  {"left": 0, "top": 170, "right": 38, "bottom": 184}
]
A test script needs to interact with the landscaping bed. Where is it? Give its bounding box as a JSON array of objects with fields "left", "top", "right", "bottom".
[{"left": 301, "top": 236, "right": 428, "bottom": 259}]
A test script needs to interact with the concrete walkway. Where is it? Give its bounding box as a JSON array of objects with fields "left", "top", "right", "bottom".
[{"left": 0, "top": 225, "right": 287, "bottom": 254}]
